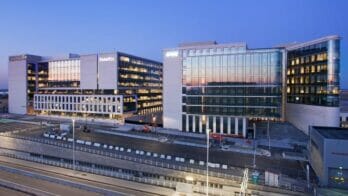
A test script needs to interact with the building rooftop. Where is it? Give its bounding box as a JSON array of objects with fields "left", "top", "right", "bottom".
[{"left": 313, "top": 126, "right": 348, "bottom": 140}]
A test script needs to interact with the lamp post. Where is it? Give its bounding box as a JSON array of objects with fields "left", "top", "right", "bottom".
[
  {"left": 72, "top": 118, "right": 75, "bottom": 172},
  {"left": 152, "top": 116, "right": 156, "bottom": 132},
  {"left": 206, "top": 128, "right": 210, "bottom": 196}
]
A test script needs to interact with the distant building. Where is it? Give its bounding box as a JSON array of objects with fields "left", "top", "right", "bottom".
[
  {"left": 163, "top": 35, "right": 341, "bottom": 136},
  {"left": 8, "top": 52, "right": 162, "bottom": 123},
  {"left": 309, "top": 126, "right": 348, "bottom": 188},
  {"left": 340, "top": 90, "right": 348, "bottom": 128}
]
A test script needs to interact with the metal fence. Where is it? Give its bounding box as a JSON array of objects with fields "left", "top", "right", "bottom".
[{"left": 0, "top": 133, "right": 309, "bottom": 193}]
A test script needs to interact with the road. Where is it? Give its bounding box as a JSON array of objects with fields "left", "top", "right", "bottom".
[
  {"left": 15, "top": 125, "right": 307, "bottom": 180},
  {"left": 0, "top": 186, "right": 28, "bottom": 196},
  {"left": 0, "top": 156, "right": 166, "bottom": 196}
]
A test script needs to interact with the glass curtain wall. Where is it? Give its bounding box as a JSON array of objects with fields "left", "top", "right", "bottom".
[
  {"left": 48, "top": 59, "right": 80, "bottom": 88},
  {"left": 287, "top": 39, "right": 340, "bottom": 106},
  {"left": 182, "top": 49, "right": 283, "bottom": 118}
]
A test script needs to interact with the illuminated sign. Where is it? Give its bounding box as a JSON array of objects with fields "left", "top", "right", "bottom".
[
  {"left": 99, "top": 56, "right": 115, "bottom": 62},
  {"left": 165, "top": 50, "right": 179, "bottom": 57}
]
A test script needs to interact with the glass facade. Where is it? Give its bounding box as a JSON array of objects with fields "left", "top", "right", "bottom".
[
  {"left": 48, "top": 59, "right": 80, "bottom": 88},
  {"left": 117, "top": 53, "right": 162, "bottom": 115},
  {"left": 287, "top": 39, "right": 340, "bottom": 106},
  {"left": 182, "top": 48, "right": 283, "bottom": 119}
]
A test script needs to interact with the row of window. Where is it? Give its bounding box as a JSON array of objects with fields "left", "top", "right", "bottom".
[
  {"left": 183, "top": 105, "right": 281, "bottom": 117},
  {"left": 35, "top": 95, "right": 122, "bottom": 104},
  {"left": 183, "top": 86, "right": 282, "bottom": 96},
  {"left": 290, "top": 52, "right": 327, "bottom": 66},
  {"left": 184, "top": 96, "right": 281, "bottom": 106}
]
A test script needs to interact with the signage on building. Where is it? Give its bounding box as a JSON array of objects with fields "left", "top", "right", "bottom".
[
  {"left": 99, "top": 56, "right": 115, "bottom": 62},
  {"left": 165, "top": 50, "right": 179, "bottom": 57}
]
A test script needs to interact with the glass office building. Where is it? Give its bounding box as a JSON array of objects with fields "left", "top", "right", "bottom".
[
  {"left": 164, "top": 36, "right": 341, "bottom": 136},
  {"left": 118, "top": 53, "right": 162, "bottom": 115},
  {"left": 287, "top": 39, "right": 340, "bottom": 106},
  {"left": 285, "top": 36, "right": 341, "bottom": 134},
  {"left": 9, "top": 52, "right": 162, "bottom": 124},
  {"left": 164, "top": 42, "right": 285, "bottom": 137}
]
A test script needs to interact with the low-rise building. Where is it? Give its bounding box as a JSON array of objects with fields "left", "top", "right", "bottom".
[
  {"left": 340, "top": 90, "right": 348, "bottom": 128},
  {"left": 309, "top": 126, "right": 348, "bottom": 189}
]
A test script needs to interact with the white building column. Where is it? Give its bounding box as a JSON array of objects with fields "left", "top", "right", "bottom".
[
  {"left": 186, "top": 115, "right": 189, "bottom": 132},
  {"left": 192, "top": 115, "right": 196, "bottom": 133},
  {"left": 220, "top": 116, "right": 223, "bottom": 134},
  {"left": 199, "top": 116, "right": 203, "bottom": 133},
  {"left": 227, "top": 117, "right": 231, "bottom": 134},
  {"left": 235, "top": 117, "right": 239, "bottom": 135},
  {"left": 206, "top": 116, "right": 210, "bottom": 131},
  {"left": 242, "top": 117, "right": 247, "bottom": 138},
  {"left": 213, "top": 116, "right": 216, "bottom": 133}
]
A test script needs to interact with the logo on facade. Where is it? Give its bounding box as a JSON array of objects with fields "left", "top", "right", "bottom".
[
  {"left": 165, "top": 51, "right": 179, "bottom": 57},
  {"left": 99, "top": 56, "right": 115, "bottom": 62}
]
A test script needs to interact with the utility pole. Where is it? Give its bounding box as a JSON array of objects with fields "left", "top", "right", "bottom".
[
  {"left": 253, "top": 123, "right": 256, "bottom": 169},
  {"left": 267, "top": 120, "right": 270, "bottom": 151},
  {"left": 72, "top": 119, "right": 75, "bottom": 172},
  {"left": 206, "top": 128, "right": 210, "bottom": 196}
]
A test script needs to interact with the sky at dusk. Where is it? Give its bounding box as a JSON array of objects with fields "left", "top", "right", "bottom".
[{"left": 0, "top": 0, "right": 347, "bottom": 89}]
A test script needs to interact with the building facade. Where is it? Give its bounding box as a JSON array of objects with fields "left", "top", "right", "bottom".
[
  {"left": 309, "top": 126, "right": 348, "bottom": 188},
  {"left": 340, "top": 90, "right": 348, "bottom": 128},
  {"left": 285, "top": 36, "right": 340, "bottom": 134},
  {"left": 8, "top": 52, "right": 162, "bottom": 122},
  {"left": 163, "top": 36, "right": 341, "bottom": 136},
  {"left": 164, "top": 42, "right": 285, "bottom": 137}
]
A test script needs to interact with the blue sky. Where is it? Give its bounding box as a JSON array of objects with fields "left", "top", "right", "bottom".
[{"left": 0, "top": 0, "right": 347, "bottom": 89}]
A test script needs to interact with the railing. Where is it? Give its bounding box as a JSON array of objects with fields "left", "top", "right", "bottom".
[{"left": 0, "top": 132, "right": 310, "bottom": 193}]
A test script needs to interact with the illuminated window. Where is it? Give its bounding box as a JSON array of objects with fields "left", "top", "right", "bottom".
[
  {"left": 300, "top": 67, "right": 305, "bottom": 74},
  {"left": 311, "top": 65, "right": 316, "bottom": 73},
  {"left": 311, "top": 55, "right": 316, "bottom": 62},
  {"left": 295, "top": 58, "right": 300, "bottom": 65},
  {"left": 317, "top": 65, "right": 321, "bottom": 72},
  {"left": 120, "top": 56, "right": 130, "bottom": 62}
]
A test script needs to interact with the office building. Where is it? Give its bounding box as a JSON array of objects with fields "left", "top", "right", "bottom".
[
  {"left": 285, "top": 36, "right": 340, "bottom": 134},
  {"left": 309, "top": 126, "right": 348, "bottom": 188},
  {"left": 340, "top": 90, "right": 348, "bottom": 128},
  {"left": 8, "top": 52, "right": 162, "bottom": 123},
  {"left": 163, "top": 36, "right": 340, "bottom": 136}
]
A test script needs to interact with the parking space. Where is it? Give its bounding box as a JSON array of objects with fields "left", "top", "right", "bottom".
[{"left": 0, "top": 121, "right": 41, "bottom": 133}]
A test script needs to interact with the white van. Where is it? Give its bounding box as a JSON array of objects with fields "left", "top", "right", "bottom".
[{"left": 93, "top": 143, "right": 101, "bottom": 147}]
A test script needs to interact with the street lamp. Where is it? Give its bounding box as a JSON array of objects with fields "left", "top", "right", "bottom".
[
  {"left": 72, "top": 118, "right": 75, "bottom": 172},
  {"left": 152, "top": 116, "right": 156, "bottom": 132},
  {"left": 206, "top": 128, "right": 211, "bottom": 196}
]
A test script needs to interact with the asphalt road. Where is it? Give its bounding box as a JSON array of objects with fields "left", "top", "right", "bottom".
[
  {"left": 0, "top": 158, "right": 162, "bottom": 196},
  {"left": 38, "top": 126, "right": 308, "bottom": 180},
  {"left": 0, "top": 169, "right": 101, "bottom": 196},
  {"left": 0, "top": 186, "right": 28, "bottom": 196}
]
